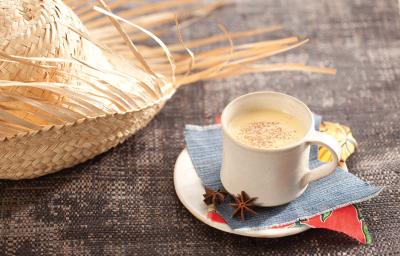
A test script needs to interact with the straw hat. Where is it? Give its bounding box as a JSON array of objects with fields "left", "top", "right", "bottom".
[{"left": 0, "top": 0, "right": 334, "bottom": 179}]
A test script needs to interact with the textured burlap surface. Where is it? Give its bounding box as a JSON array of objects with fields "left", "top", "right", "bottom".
[{"left": 1, "top": 0, "right": 399, "bottom": 255}]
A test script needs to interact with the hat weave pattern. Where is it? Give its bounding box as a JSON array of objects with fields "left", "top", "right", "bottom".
[{"left": 0, "top": 0, "right": 334, "bottom": 179}]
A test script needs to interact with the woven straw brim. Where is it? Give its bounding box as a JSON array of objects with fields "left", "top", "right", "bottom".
[
  {"left": 0, "top": 101, "right": 165, "bottom": 179},
  {"left": 0, "top": 0, "right": 335, "bottom": 179}
]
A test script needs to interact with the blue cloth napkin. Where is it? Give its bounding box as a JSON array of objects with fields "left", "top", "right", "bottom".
[{"left": 184, "top": 115, "right": 382, "bottom": 230}]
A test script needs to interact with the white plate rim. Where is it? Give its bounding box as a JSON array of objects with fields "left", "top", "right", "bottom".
[{"left": 174, "top": 148, "right": 310, "bottom": 238}]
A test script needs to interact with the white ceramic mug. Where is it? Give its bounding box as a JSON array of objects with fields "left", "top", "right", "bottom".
[{"left": 220, "top": 91, "right": 341, "bottom": 207}]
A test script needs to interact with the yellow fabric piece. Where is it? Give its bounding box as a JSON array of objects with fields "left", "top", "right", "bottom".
[{"left": 318, "top": 122, "right": 358, "bottom": 163}]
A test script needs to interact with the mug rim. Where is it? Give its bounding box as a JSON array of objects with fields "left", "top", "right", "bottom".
[{"left": 221, "top": 91, "right": 314, "bottom": 153}]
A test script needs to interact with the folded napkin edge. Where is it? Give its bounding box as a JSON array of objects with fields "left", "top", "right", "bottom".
[
  {"left": 232, "top": 186, "right": 384, "bottom": 231},
  {"left": 185, "top": 124, "right": 221, "bottom": 131}
]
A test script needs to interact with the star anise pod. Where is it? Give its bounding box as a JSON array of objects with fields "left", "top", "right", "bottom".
[
  {"left": 230, "top": 191, "right": 257, "bottom": 221},
  {"left": 203, "top": 187, "right": 227, "bottom": 206}
]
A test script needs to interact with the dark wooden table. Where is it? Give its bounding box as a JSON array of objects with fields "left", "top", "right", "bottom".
[{"left": 1, "top": 0, "right": 399, "bottom": 255}]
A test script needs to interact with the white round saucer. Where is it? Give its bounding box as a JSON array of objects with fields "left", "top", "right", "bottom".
[{"left": 173, "top": 149, "right": 310, "bottom": 238}]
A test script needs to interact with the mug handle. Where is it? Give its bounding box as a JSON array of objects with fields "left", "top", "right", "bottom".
[{"left": 301, "top": 131, "right": 341, "bottom": 186}]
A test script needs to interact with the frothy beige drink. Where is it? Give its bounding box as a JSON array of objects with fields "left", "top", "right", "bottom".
[
  {"left": 228, "top": 109, "right": 307, "bottom": 149},
  {"left": 221, "top": 92, "right": 341, "bottom": 206}
]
